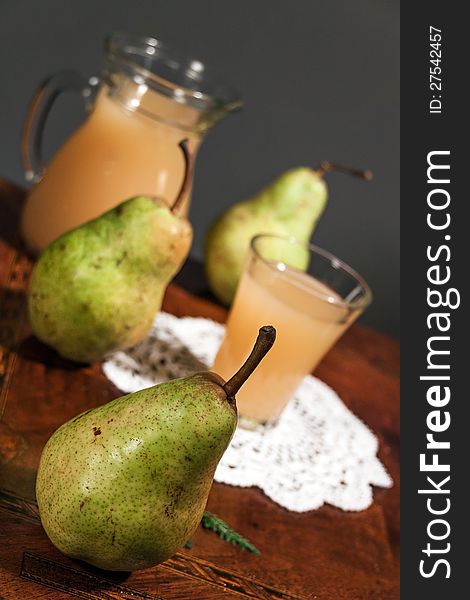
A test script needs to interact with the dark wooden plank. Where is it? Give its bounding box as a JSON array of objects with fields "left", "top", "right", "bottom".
[
  {"left": 0, "top": 491, "right": 303, "bottom": 600},
  {"left": 0, "top": 180, "right": 399, "bottom": 599}
]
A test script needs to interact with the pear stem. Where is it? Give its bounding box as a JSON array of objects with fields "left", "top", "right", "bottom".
[
  {"left": 223, "top": 326, "right": 276, "bottom": 401},
  {"left": 317, "top": 161, "right": 373, "bottom": 181},
  {"left": 171, "top": 139, "right": 194, "bottom": 214}
]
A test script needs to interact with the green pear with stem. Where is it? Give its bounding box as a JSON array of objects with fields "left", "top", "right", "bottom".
[
  {"left": 204, "top": 162, "right": 372, "bottom": 305},
  {"left": 36, "top": 326, "right": 276, "bottom": 571},
  {"left": 28, "top": 140, "right": 195, "bottom": 363}
]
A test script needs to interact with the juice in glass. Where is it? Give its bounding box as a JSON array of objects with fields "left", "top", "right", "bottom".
[{"left": 212, "top": 235, "right": 372, "bottom": 428}]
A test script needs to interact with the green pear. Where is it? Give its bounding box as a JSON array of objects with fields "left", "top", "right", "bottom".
[
  {"left": 36, "top": 326, "right": 276, "bottom": 571},
  {"left": 28, "top": 141, "right": 194, "bottom": 363},
  {"left": 204, "top": 167, "right": 328, "bottom": 305},
  {"left": 204, "top": 162, "right": 372, "bottom": 305}
]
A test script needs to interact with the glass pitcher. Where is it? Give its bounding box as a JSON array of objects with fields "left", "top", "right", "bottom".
[{"left": 21, "top": 32, "right": 242, "bottom": 254}]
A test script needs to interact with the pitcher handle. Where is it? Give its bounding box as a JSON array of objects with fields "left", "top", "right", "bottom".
[{"left": 21, "top": 70, "right": 99, "bottom": 184}]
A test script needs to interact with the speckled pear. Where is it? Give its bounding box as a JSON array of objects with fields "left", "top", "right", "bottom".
[
  {"left": 204, "top": 167, "right": 328, "bottom": 305},
  {"left": 204, "top": 162, "right": 372, "bottom": 305},
  {"left": 36, "top": 326, "right": 275, "bottom": 571},
  {"left": 28, "top": 140, "right": 194, "bottom": 363}
]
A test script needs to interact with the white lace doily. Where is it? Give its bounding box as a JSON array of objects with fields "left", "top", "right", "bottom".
[{"left": 102, "top": 312, "right": 392, "bottom": 512}]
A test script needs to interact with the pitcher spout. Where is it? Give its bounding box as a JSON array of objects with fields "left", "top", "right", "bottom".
[{"left": 105, "top": 32, "right": 243, "bottom": 133}]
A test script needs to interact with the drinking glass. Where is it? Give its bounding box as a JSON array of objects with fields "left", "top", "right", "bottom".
[{"left": 212, "top": 234, "right": 372, "bottom": 429}]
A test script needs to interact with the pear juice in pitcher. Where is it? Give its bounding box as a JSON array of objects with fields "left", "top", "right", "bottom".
[
  {"left": 21, "top": 33, "right": 241, "bottom": 253},
  {"left": 22, "top": 85, "right": 200, "bottom": 253}
]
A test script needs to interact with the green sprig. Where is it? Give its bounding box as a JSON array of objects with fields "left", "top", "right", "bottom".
[{"left": 201, "top": 511, "right": 260, "bottom": 554}]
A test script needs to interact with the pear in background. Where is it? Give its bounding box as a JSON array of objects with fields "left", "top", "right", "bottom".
[
  {"left": 28, "top": 140, "right": 194, "bottom": 363},
  {"left": 36, "top": 326, "right": 276, "bottom": 571},
  {"left": 204, "top": 162, "right": 371, "bottom": 305}
]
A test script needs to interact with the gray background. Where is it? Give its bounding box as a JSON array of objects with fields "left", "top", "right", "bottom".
[{"left": 0, "top": 0, "right": 399, "bottom": 336}]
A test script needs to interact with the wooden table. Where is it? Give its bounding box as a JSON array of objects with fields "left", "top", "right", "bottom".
[{"left": 0, "top": 180, "right": 400, "bottom": 599}]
